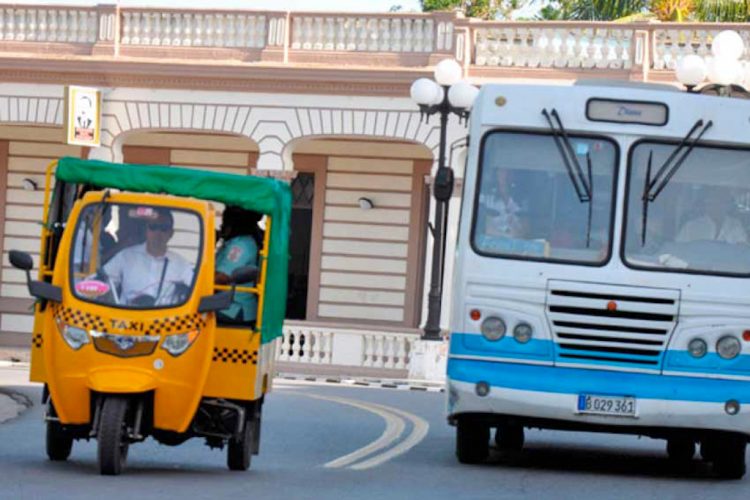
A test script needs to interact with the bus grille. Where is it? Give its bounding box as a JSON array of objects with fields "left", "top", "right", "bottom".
[{"left": 546, "top": 280, "right": 679, "bottom": 369}]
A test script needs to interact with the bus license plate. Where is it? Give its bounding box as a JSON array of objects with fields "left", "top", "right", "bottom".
[{"left": 577, "top": 394, "right": 637, "bottom": 417}]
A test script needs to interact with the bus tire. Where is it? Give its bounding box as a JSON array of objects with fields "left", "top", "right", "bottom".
[
  {"left": 46, "top": 402, "right": 73, "bottom": 461},
  {"left": 456, "top": 418, "right": 489, "bottom": 464},
  {"left": 495, "top": 424, "right": 524, "bottom": 452},
  {"left": 97, "top": 396, "right": 130, "bottom": 476},
  {"left": 713, "top": 436, "right": 746, "bottom": 480},
  {"left": 666, "top": 438, "right": 695, "bottom": 464},
  {"left": 227, "top": 417, "right": 254, "bottom": 471}
]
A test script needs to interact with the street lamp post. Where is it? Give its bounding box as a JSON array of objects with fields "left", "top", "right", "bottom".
[
  {"left": 410, "top": 60, "right": 479, "bottom": 340},
  {"left": 676, "top": 30, "right": 750, "bottom": 98}
]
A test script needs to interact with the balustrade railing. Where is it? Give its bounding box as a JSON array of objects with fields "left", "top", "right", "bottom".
[
  {"left": 289, "top": 13, "right": 450, "bottom": 53},
  {"left": 1, "top": 5, "right": 747, "bottom": 82},
  {"left": 277, "top": 325, "right": 417, "bottom": 371},
  {"left": 651, "top": 24, "right": 750, "bottom": 70},
  {"left": 473, "top": 23, "right": 635, "bottom": 70},
  {"left": 120, "top": 10, "right": 269, "bottom": 48},
  {"left": 0, "top": 6, "right": 97, "bottom": 43},
  {"left": 277, "top": 326, "right": 333, "bottom": 364}
]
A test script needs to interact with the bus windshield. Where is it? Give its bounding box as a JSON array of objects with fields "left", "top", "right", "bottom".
[
  {"left": 471, "top": 131, "right": 617, "bottom": 265},
  {"left": 624, "top": 142, "right": 750, "bottom": 275}
]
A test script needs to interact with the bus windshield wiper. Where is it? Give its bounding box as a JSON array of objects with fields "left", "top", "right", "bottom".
[
  {"left": 542, "top": 108, "right": 594, "bottom": 247},
  {"left": 542, "top": 109, "right": 591, "bottom": 203},
  {"left": 640, "top": 119, "right": 713, "bottom": 245}
]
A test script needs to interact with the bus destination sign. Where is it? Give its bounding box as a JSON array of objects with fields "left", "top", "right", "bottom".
[{"left": 586, "top": 98, "right": 668, "bottom": 126}]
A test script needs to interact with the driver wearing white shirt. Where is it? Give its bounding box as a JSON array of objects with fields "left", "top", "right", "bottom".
[
  {"left": 676, "top": 188, "right": 748, "bottom": 244},
  {"left": 103, "top": 209, "right": 193, "bottom": 306}
]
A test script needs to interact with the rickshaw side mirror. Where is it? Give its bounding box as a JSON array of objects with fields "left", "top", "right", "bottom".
[
  {"left": 198, "top": 291, "right": 233, "bottom": 313},
  {"left": 9, "top": 250, "right": 33, "bottom": 271},
  {"left": 230, "top": 265, "right": 258, "bottom": 284},
  {"left": 28, "top": 281, "right": 63, "bottom": 303},
  {"left": 9, "top": 250, "right": 62, "bottom": 303}
]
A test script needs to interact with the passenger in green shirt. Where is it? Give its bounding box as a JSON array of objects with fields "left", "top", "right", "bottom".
[{"left": 215, "top": 206, "right": 263, "bottom": 325}]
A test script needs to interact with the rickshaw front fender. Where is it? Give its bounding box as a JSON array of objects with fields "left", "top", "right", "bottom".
[{"left": 87, "top": 368, "right": 157, "bottom": 394}]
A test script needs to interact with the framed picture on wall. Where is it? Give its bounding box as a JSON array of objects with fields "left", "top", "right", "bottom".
[{"left": 64, "top": 86, "right": 102, "bottom": 147}]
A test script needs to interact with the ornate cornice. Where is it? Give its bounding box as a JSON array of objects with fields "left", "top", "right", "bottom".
[{"left": 0, "top": 56, "right": 432, "bottom": 97}]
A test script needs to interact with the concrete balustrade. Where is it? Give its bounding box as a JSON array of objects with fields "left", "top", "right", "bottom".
[
  {"left": 1, "top": 4, "right": 749, "bottom": 83},
  {"left": 0, "top": 6, "right": 97, "bottom": 43}
]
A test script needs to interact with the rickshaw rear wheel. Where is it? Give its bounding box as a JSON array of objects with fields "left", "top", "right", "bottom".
[
  {"left": 98, "top": 396, "right": 131, "bottom": 476},
  {"left": 227, "top": 417, "right": 255, "bottom": 471},
  {"left": 46, "top": 402, "right": 73, "bottom": 461}
]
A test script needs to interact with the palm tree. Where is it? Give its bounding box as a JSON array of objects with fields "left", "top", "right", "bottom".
[
  {"left": 534, "top": 0, "right": 647, "bottom": 20},
  {"left": 693, "top": 0, "right": 750, "bottom": 21}
]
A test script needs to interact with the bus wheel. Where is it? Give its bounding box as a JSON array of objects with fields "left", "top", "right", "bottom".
[
  {"left": 666, "top": 438, "right": 695, "bottom": 464},
  {"left": 46, "top": 402, "right": 73, "bottom": 461},
  {"left": 495, "top": 424, "right": 524, "bottom": 452},
  {"left": 456, "top": 418, "right": 489, "bottom": 464},
  {"left": 227, "top": 417, "right": 255, "bottom": 471},
  {"left": 713, "top": 436, "right": 747, "bottom": 480},
  {"left": 97, "top": 396, "right": 130, "bottom": 476}
]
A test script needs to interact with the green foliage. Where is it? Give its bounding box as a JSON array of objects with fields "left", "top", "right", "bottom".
[
  {"left": 531, "top": 0, "right": 647, "bottom": 19},
  {"left": 694, "top": 0, "right": 750, "bottom": 21},
  {"left": 420, "top": 0, "right": 518, "bottom": 19}
]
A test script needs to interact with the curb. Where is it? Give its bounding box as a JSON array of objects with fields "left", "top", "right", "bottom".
[
  {"left": 0, "top": 361, "right": 29, "bottom": 369},
  {"left": 276, "top": 373, "right": 445, "bottom": 393}
]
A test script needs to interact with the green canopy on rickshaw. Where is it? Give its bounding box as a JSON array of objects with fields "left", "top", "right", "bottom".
[{"left": 55, "top": 156, "right": 291, "bottom": 344}]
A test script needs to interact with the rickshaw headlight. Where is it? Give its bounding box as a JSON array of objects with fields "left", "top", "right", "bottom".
[
  {"left": 717, "top": 336, "right": 741, "bottom": 360},
  {"left": 161, "top": 330, "right": 200, "bottom": 357},
  {"left": 480, "top": 316, "right": 506, "bottom": 341},
  {"left": 61, "top": 325, "right": 89, "bottom": 350}
]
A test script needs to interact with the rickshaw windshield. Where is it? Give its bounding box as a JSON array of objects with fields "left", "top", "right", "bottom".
[{"left": 70, "top": 202, "right": 203, "bottom": 309}]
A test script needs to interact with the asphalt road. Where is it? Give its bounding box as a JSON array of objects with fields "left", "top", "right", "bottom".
[{"left": 1, "top": 366, "right": 749, "bottom": 499}]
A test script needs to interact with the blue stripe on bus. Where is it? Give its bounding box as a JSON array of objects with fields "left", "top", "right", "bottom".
[
  {"left": 447, "top": 358, "right": 750, "bottom": 403},
  {"left": 451, "top": 332, "right": 750, "bottom": 375},
  {"left": 450, "top": 332, "right": 553, "bottom": 360}
]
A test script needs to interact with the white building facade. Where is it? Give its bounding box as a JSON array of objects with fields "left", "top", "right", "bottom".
[{"left": 0, "top": 4, "right": 738, "bottom": 374}]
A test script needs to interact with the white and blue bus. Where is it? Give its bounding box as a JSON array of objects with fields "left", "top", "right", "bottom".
[{"left": 447, "top": 80, "right": 750, "bottom": 478}]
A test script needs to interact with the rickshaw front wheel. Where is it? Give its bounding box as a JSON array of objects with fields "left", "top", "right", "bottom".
[
  {"left": 46, "top": 402, "right": 73, "bottom": 461},
  {"left": 227, "top": 417, "right": 255, "bottom": 471},
  {"left": 97, "top": 396, "right": 131, "bottom": 476}
]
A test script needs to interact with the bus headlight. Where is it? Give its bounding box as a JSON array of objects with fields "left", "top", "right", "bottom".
[
  {"left": 687, "top": 338, "right": 707, "bottom": 358},
  {"left": 161, "top": 330, "right": 200, "bottom": 357},
  {"left": 480, "top": 316, "right": 506, "bottom": 341},
  {"left": 513, "top": 323, "right": 533, "bottom": 344},
  {"left": 717, "top": 336, "right": 741, "bottom": 360}
]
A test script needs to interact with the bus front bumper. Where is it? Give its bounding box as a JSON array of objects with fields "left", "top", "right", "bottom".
[{"left": 447, "top": 358, "right": 750, "bottom": 436}]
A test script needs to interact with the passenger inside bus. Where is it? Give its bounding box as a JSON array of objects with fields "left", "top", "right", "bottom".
[{"left": 477, "top": 168, "right": 526, "bottom": 238}]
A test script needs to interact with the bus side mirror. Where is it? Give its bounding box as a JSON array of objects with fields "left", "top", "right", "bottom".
[
  {"left": 9, "top": 250, "right": 62, "bottom": 303},
  {"left": 230, "top": 265, "right": 258, "bottom": 284}
]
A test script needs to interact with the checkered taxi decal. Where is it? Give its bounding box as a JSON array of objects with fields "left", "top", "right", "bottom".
[
  {"left": 53, "top": 305, "right": 108, "bottom": 332},
  {"left": 145, "top": 314, "right": 206, "bottom": 336},
  {"left": 212, "top": 347, "right": 258, "bottom": 365}
]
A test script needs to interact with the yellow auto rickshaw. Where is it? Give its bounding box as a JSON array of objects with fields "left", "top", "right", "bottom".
[{"left": 11, "top": 157, "right": 291, "bottom": 475}]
